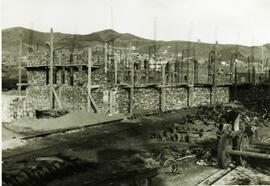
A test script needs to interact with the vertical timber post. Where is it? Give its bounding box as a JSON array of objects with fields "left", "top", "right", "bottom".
[
  {"left": 129, "top": 41, "right": 134, "bottom": 115},
  {"left": 233, "top": 55, "right": 238, "bottom": 100},
  {"left": 17, "top": 34, "right": 22, "bottom": 96},
  {"left": 268, "top": 64, "right": 270, "bottom": 95},
  {"left": 194, "top": 61, "right": 198, "bottom": 85},
  {"left": 130, "top": 59, "right": 134, "bottom": 115},
  {"left": 59, "top": 51, "right": 62, "bottom": 101},
  {"left": 180, "top": 50, "right": 184, "bottom": 83},
  {"left": 49, "top": 28, "right": 54, "bottom": 109},
  {"left": 252, "top": 65, "right": 257, "bottom": 100},
  {"left": 172, "top": 61, "right": 175, "bottom": 83},
  {"left": 230, "top": 55, "right": 233, "bottom": 84},
  {"left": 248, "top": 57, "right": 251, "bottom": 83},
  {"left": 104, "top": 43, "right": 108, "bottom": 83},
  {"left": 114, "top": 52, "right": 118, "bottom": 85},
  {"left": 160, "top": 63, "right": 166, "bottom": 112},
  {"left": 87, "top": 48, "right": 92, "bottom": 112},
  {"left": 187, "top": 49, "right": 190, "bottom": 84}
]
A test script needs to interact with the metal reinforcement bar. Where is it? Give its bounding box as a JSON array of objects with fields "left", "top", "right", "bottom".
[{"left": 227, "top": 149, "right": 270, "bottom": 159}]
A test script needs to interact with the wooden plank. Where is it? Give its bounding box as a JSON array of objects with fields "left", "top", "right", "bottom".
[
  {"left": 87, "top": 48, "right": 92, "bottom": 112},
  {"left": 49, "top": 28, "right": 54, "bottom": 109},
  {"left": 51, "top": 87, "right": 63, "bottom": 108},
  {"left": 197, "top": 167, "right": 235, "bottom": 185},
  {"left": 88, "top": 94, "right": 100, "bottom": 113}
]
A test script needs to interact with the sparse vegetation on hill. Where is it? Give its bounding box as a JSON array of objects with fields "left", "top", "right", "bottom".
[{"left": 2, "top": 27, "right": 270, "bottom": 90}]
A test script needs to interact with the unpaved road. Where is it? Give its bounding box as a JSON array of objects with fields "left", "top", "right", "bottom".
[{"left": 3, "top": 107, "right": 270, "bottom": 185}]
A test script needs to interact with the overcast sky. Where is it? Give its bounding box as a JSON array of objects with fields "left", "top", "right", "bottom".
[{"left": 1, "top": 0, "right": 270, "bottom": 46}]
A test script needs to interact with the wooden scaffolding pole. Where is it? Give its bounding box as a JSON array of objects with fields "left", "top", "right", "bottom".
[
  {"left": 49, "top": 28, "right": 54, "bottom": 109},
  {"left": 160, "top": 64, "right": 166, "bottom": 112},
  {"left": 104, "top": 43, "right": 108, "bottom": 82},
  {"left": 268, "top": 64, "right": 270, "bottom": 95},
  {"left": 129, "top": 41, "right": 134, "bottom": 115},
  {"left": 187, "top": 49, "right": 190, "bottom": 84},
  {"left": 130, "top": 59, "right": 134, "bottom": 115},
  {"left": 87, "top": 47, "right": 92, "bottom": 112},
  {"left": 233, "top": 56, "right": 238, "bottom": 100},
  {"left": 114, "top": 53, "right": 118, "bottom": 85},
  {"left": 17, "top": 34, "right": 22, "bottom": 96}
]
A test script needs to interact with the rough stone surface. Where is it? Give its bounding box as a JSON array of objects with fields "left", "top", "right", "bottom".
[
  {"left": 2, "top": 95, "right": 36, "bottom": 122},
  {"left": 193, "top": 88, "right": 211, "bottom": 106},
  {"left": 164, "top": 88, "right": 188, "bottom": 111},
  {"left": 115, "top": 88, "right": 129, "bottom": 114},
  {"left": 212, "top": 87, "right": 230, "bottom": 104},
  {"left": 133, "top": 88, "right": 160, "bottom": 114}
]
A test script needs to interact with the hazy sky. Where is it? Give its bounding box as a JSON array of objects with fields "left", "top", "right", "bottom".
[{"left": 1, "top": 0, "right": 270, "bottom": 45}]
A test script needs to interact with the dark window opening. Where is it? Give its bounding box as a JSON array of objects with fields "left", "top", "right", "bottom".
[
  {"left": 70, "top": 74, "right": 74, "bottom": 86},
  {"left": 61, "top": 71, "right": 65, "bottom": 84},
  {"left": 53, "top": 69, "right": 57, "bottom": 84},
  {"left": 46, "top": 70, "right": 49, "bottom": 85}
]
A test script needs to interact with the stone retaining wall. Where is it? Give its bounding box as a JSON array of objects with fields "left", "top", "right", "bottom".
[
  {"left": 2, "top": 95, "right": 36, "bottom": 122},
  {"left": 6, "top": 83, "right": 268, "bottom": 122}
]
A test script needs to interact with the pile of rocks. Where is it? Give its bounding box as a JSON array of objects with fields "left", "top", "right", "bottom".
[
  {"left": 152, "top": 104, "right": 270, "bottom": 144},
  {"left": 152, "top": 117, "right": 217, "bottom": 144}
]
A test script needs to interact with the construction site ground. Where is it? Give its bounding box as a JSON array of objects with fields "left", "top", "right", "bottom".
[{"left": 2, "top": 105, "right": 270, "bottom": 186}]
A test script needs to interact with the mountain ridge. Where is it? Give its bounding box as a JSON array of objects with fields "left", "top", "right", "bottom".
[{"left": 2, "top": 26, "right": 270, "bottom": 63}]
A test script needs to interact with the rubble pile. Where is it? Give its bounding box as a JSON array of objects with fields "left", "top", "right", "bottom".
[
  {"left": 152, "top": 104, "right": 270, "bottom": 144},
  {"left": 152, "top": 117, "right": 217, "bottom": 144},
  {"left": 2, "top": 154, "right": 98, "bottom": 186},
  {"left": 196, "top": 104, "right": 270, "bottom": 129}
]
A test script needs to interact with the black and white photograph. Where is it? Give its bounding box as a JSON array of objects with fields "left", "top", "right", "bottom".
[{"left": 1, "top": 0, "right": 270, "bottom": 185}]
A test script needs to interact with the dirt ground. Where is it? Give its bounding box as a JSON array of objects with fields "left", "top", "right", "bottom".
[{"left": 2, "top": 106, "right": 270, "bottom": 185}]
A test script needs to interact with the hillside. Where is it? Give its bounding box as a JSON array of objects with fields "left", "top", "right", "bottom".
[
  {"left": 2, "top": 27, "right": 270, "bottom": 90},
  {"left": 3, "top": 27, "right": 270, "bottom": 61}
]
